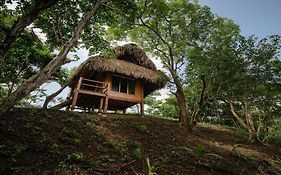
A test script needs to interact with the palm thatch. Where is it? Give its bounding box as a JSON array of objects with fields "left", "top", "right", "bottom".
[
  {"left": 115, "top": 43, "right": 157, "bottom": 71},
  {"left": 69, "top": 44, "right": 167, "bottom": 96}
]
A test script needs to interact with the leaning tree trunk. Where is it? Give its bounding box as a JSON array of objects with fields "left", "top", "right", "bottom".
[
  {"left": 0, "top": 0, "right": 59, "bottom": 60},
  {"left": 228, "top": 101, "right": 261, "bottom": 143},
  {"left": 0, "top": 0, "right": 106, "bottom": 116},
  {"left": 50, "top": 99, "right": 71, "bottom": 110},
  {"left": 244, "top": 103, "right": 261, "bottom": 143},
  {"left": 170, "top": 69, "right": 193, "bottom": 131},
  {"left": 43, "top": 84, "right": 68, "bottom": 109}
]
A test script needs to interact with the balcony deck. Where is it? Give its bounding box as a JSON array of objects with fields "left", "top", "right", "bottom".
[{"left": 69, "top": 77, "right": 144, "bottom": 114}]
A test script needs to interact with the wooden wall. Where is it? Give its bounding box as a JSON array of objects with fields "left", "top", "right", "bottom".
[{"left": 104, "top": 72, "right": 143, "bottom": 102}]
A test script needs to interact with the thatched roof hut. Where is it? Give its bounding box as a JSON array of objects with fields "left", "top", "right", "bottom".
[{"left": 69, "top": 43, "right": 167, "bottom": 97}]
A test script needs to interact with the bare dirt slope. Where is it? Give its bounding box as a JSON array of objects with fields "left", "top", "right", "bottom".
[{"left": 0, "top": 108, "right": 280, "bottom": 175}]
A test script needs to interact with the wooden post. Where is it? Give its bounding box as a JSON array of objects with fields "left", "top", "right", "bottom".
[
  {"left": 140, "top": 101, "right": 144, "bottom": 117},
  {"left": 103, "top": 83, "right": 110, "bottom": 114},
  {"left": 71, "top": 77, "right": 83, "bottom": 110},
  {"left": 140, "top": 84, "right": 144, "bottom": 117},
  {"left": 66, "top": 88, "right": 73, "bottom": 111},
  {"left": 99, "top": 97, "right": 104, "bottom": 112},
  {"left": 103, "top": 96, "right": 108, "bottom": 113},
  {"left": 123, "top": 109, "right": 126, "bottom": 114}
]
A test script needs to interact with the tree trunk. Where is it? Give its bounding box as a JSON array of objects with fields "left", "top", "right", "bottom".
[
  {"left": 249, "top": 130, "right": 261, "bottom": 143},
  {"left": 50, "top": 99, "right": 71, "bottom": 110},
  {"left": 244, "top": 104, "right": 261, "bottom": 143},
  {"left": 228, "top": 101, "right": 261, "bottom": 143},
  {"left": 0, "top": 0, "right": 106, "bottom": 116},
  {"left": 170, "top": 69, "right": 192, "bottom": 130},
  {"left": 175, "top": 89, "right": 192, "bottom": 130},
  {"left": 43, "top": 84, "right": 68, "bottom": 109},
  {"left": 0, "top": 0, "right": 59, "bottom": 59},
  {"left": 191, "top": 76, "right": 206, "bottom": 126},
  {"left": 229, "top": 102, "right": 249, "bottom": 130}
]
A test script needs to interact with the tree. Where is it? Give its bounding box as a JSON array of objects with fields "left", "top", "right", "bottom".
[
  {"left": 0, "top": 0, "right": 59, "bottom": 59},
  {"left": 0, "top": 0, "right": 138, "bottom": 115},
  {"left": 124, "top": 0, "right": 213, "bottom": 130},
  {"left": 186, "top": 16, "right": 242, "bottom": 125},
  {"left": 225, "top": 35, "right": 281, "bottom": 143},
  {"left": 0, "top": 10, "right": 68, "bottom": 105},
  {"left": 0, "top": 0, "right": 106, "bottom": 115},
  {"left": 187, "top": 18, "right": 281, "bottom": 142},
  {"left": 145, "top": 92, "right": 179, "bottom": 119}
]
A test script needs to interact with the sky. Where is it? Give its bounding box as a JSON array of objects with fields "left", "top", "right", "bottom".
[
  {"left": 199, "top": 0, "right": 281, "bottom": 37},
  {"left": 43, "top": 0, "right": 281, "bottom": 107}
]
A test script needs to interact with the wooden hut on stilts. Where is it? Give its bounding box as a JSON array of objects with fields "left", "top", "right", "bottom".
[{"left": 67, "top": 44, "right": 167, "bottom": 116}]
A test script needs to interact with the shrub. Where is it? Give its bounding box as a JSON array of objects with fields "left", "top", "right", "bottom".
[
  {"left": 49, "top": 143, "right": 60, "bottom": 154},
  {"left": 134, "top": 147, "right": 142, "bottom": 160},
  {"left": 64, "top": 129, "right": 80, "bottom": 138},
  {"left": 60, "top": 151, "right": 85, "bottom": 168},
  {"left": 193, "top": 144, "right": 204, "bottom": 159},
  {"left": 138, "top": 124, "right": 148, "bottom": 134}
]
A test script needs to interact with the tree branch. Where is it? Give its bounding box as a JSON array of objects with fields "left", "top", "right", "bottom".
[
  {"left": 43, "top": 84, "right": 68, "bottom": 109},
  {"left": 0, "top": 0, "right": 106, "bottom": 115},
  {"left": 0, "top": 0, "right": 60, "bottom": 60},
  {"left": 228, "top": 101, "right": 249, "bottom": 131},
  {"left": 50, "top": 99, "right": 71, "bottom": 109}
]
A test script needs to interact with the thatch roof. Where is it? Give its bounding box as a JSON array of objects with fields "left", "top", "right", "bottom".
[
  {"left": 69, "top": 44, "right": 167, "bottom": 96},
  {"left": 115, "top": 43, "right": 157, "bottom": 71}
]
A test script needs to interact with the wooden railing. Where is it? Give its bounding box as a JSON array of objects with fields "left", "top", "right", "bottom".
[{"left": 79, "top": 77, "right": 109, "bottom": 94}]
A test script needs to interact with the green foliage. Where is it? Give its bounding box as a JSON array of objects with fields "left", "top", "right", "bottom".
[
  {"left": 74, "top": 139, "right": 81, "bottom": 146},
  {"left": 0, "top": 8, "right": 72, "bottom": 106},
  {"left": 193, "top": 144, "right": 204, "bottom": 159},
  {"left": 39, "top": 118, "right": 48, "bottom": 125},
  {"left": 267, "top": 125, "right": 281, "bottom": 148},
  {"left": 232, "top": 144, "right": 242, "bottom": 154},
  {"left": 14, "top": 144, "right": 26, "bottom": 155},
  {"left": 33, "top": 0, "right": 137, "bottom": 54},
  {"left": 138, "top": 124, "right": 148, "bottom": 134},
  {"left": 134, "top": 147, "right": 142, "bottom": 160},
  {"left": 60, "top": 152, "right": 85, "bottom": 168},
  {"left": 104, "top": 139, "right": 126, "bottom": 156},
  {"left": 86, "top": 121, "right": 95, "bottom": 128},
  {"left": 49, "top": 143, "right": 60, "bottom": 154},
  {"left": 63, "top": 129, "right": 80, "bottom": 138},
  {"left": 63, "top": 117, "right": 76, "bottom": 124},
  {"left": 235, "top": 129, "right": 249, "bottom": 142},
  {"left": 100, "top": 154, "right": 114, "bottom": 163},
  {"left": 0, "top": 0, "right": 138, "bottom": 107},
  {"left": 145, "top": 92, "right": 179, "bottom": 119},
  {"left": 146, "top": 157, "right": 157, "bottom": 175}
]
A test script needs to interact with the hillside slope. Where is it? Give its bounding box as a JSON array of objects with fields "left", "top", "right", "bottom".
[{"left": 0, "top": 108, "right": 280, "bottom": 175}]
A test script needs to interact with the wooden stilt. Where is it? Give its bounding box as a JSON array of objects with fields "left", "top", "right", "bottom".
[
  {"left": 71, "top": 77, "right": 83, "bottom": 110},
  {"left": 103, "top": 95, "right": 108, "bottom": 114},
  {"left": 103, "top": 82, "right": 110, "bottom": 115},
  {"left": 99, "top": 97, "right": 104, "bottom": 112},
  {"left": 66, "top": 88, "right": 73, "bottom": 111},
  {"left": 140, "top": 101, "right": 144, "bottom": 117},
  {"left": 123, "top": 109, "right": 126, "bottom": 114},
  {"left": 71, "top": 91, "right": 78, "bottom": 110},
  {"left": 140, "top": 84, "right": 144, "bottom": 117}
]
